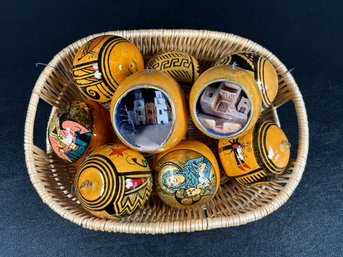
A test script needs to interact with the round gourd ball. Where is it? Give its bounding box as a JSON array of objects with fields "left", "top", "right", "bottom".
[
  {"left": 74, "top": 144, "right": 153, "bottom": 219},
  {"left": 189, "top": 65, "right": 262, "bottom": 139},
  {"left": 48, "top": 100, "right": 114, "bottom": 166},
  {"left": 110, "top": 69, "right": 188, "bottom": 153},
  {"left": 146, "top": 51, "right": 200, "bottom": 84},
  {"left": 218, "top": 120, "right": 291, "bottom": 186},
  {"left": 73, "top": 35, "right": 144, "bottom": 103},
  {"left": 215, "top": 52, "right": 278, "bottom": 110},
  {"left": 154, "top": 140, "right": 220, "bottom": 209}
]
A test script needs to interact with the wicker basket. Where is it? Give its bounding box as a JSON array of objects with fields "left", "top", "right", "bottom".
[{"left": 24, "top": 29, "right": 309, "bottom": 234}]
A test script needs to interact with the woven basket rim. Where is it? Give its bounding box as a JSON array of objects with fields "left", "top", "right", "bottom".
[{"left": 24, "top": 29, "right": 309, "bottom": 234}]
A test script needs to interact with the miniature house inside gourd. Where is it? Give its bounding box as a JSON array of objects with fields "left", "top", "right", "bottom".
[
  {"left": 199, "top": 82, "right": 251, "bottom": 134},
  {"left": 131, "top": 90, "right": 170, "bottom": 126}
]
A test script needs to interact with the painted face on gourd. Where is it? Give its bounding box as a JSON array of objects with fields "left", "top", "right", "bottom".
[
  {"left": 155, "top": 148, "right": 218, "bottom": 209},
  {"left": 74, "top": 144, "right": 153, "bottom": 219},
  {"left": 218, "top": 121, "right": 291, "bottom": 185},
  {"left": 48, "top": 100, "right": 114, "bottom": 166},
  {"left": 215, "top": 52, "right": 278, "bottom": 110},
  {"left": 73, "top": 35, "right": 144, "bottom": 103}
]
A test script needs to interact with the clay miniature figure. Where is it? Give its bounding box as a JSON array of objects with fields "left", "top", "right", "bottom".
[
  {"left": 118, "top": 89, "right": 173, "bottom": 150},
  {"left": 198, "top": 81, "right": 251, "bottom": 134},
  {"left": 215, "top": 52, "right": 279, "bottom": 110},
  {"left": 190, "top": 66, "right": 262, "bottom": 139},
  {"left": 111, "top": 69, "right": 188, "bottom": 153}
]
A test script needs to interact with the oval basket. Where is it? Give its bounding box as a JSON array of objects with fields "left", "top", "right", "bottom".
[{"left": 24, "top": 29, "right": 309, "bottom": 234}]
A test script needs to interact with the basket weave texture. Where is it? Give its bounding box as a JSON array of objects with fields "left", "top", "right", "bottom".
[{"left": 24, "top": 29, "right": 309, "bottom": 234}]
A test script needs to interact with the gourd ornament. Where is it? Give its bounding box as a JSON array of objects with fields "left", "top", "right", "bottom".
[
  {"left": 73, "top": 35, "right": 144, "bottom": 103},
  {"left": 218, "top": 121, "right": 291, "bottom": 185},
  {"left": 48, "top": 100, "right": 114, "bottom": 166},
  {"left": 189, "top": 65, "right": 262, "bottom": 139},
  {"left": 147, "top": 51, "right": 200, "bottom": 84},
  {"left": 110, "top": 69, "right": 188, "bottom": 153},
  {"left": 154, "top": 140, "right": 220, "bottom": 209},
  {"left": 74, "top": 144, "right": 153, "bottom": 219},
  {"left": 215, "top": 52, "right": 278, "bottom": 110}
]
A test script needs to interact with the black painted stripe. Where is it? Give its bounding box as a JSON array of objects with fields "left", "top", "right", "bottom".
[
  {"left": 78, "top": 156, "right": 114, "bottom": 207},
  {"left": 191, "top": 57, "right": 195, "bottom": 82},
  {"left": 257, "top": 57, "right": 270, "bottom": 106},
  {"left": 102, "top": 38, "right": 127, "bottom": 87},
  {"left": 261, "top": 124, "right": 285, "bottom": 173},
  {"left": 77, "top": 163, "right": 110, "bottom": 206},
  {"left": 98, "top": 37, "right": 126, "bottom": 92},
  {"left": 258, "top": 123, "right": 284, "bottom": 174},
  {"left": 261, "top": 58, "right": 272, "bottom": 106},
  {"left": 117, "top": 171, "right": 152, "bottom": 176},
  {"left": 73, "top": 60, "right": 99, "bottom": 69},
  {"left": 79, "top": 154, "right": 119, "bottom": 210},
  {"left": 232, "top": 167, "right": 264, "bottom": 178}
]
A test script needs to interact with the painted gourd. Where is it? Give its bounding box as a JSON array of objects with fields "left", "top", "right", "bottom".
[
  {"left": 73, "top": 35, "right": 144, "bottom": 103},
  {"left": 215, "top": 52, "right": 278, "bottom": 110},
  {"left": 154, "top": 140, "right": 220, "bottom": 209},
  {"left": 146, "top": 51, "right": 200, "bottom": 84},
  {"left": 218, "top": 121, "right": 291, "bottom": 185},
  {"left": 48, "top": 100, "right": 114, "bottom": 166},
  {"left": 74, "top": 144, "right": 153, "bottom": 219},
  {"left": 110, "top": 69, "right": 188, "bottom": 153},
  {"left": 189, "top": 65, "right": 262, "bottom": 139}
]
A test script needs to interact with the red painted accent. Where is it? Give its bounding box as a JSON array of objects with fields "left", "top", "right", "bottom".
[
  {"left": 232, "top": 143, "right": 240, "bottom": 149},
  {"left": 125, "top": 178, "right": 145, "bottom": 190},
  {"left": 109, "top": 147, "right": 129, "bottom": 156},
  {"left": 243, "top": 163, "right": 250, "bottom": 169}
]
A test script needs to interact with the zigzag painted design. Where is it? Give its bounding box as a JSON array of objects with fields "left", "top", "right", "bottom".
[{"left": 114, "top": 178, "right": 152, "bottom": 215}]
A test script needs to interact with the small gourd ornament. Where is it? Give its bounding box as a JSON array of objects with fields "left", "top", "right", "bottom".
[
  {"left": 48, "top": 100, "right": 114, "bottom": 166},
  {"left": 74, "top": 144, "right": 153, "bottom": 219},
  {"left": 154, "top": 140, "right": 220, "bottom": 209},
  {"left": 189, "top": 65, "right": 262, "bottom": 139},
  {"left": 218, "top": 121, "right": 291, "bottom": 185},
  {"left": 215, "top": 52, "right": 278, "bottom": 110},
  {"left": 73, "top": 35, "right": 144, "bottom": 103},
  {"left": 147, "top": 51, "right": 200, "bottom": 84},
  {"left": 110, "top": 69, "right": 188, "bottom": 153}
]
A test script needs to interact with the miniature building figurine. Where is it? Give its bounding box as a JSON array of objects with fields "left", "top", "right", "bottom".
[
  {"left": 133, "top": 90, "right": 146, "bottom": 126},
  {"left": 199, "top": 82, "right": 251, "bottom": 134},
  {"left": 130, "top": 89, "right": 170, "bottom": 126},
  {"left": 154, "top": 91, "right": 170, "bottom": 125},
  {"left": 145, "top": 102, "right": 157, "bottom": 124}
]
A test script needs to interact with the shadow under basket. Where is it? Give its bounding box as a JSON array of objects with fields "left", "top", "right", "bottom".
[{"left": 24, "top": 29, "right": 309, "bottom": 234}]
